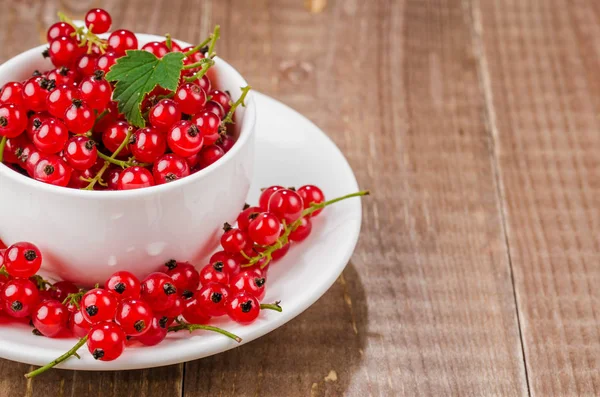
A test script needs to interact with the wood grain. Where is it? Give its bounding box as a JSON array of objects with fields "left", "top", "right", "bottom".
[{"left": 476, "top": 0, "right": 600, "bottom": 395}]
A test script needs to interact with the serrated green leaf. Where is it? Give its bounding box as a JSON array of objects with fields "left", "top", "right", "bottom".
[{"left": 106, "top": 50, "right": 185, "bottom": 128}]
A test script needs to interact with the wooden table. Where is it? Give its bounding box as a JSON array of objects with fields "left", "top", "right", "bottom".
[{"left": 1, "top": 0, "right": 598, "bottom": 395}]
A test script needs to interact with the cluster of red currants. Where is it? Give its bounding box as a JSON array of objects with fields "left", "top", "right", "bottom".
[{"left": 0, "top": 8, "right": 237, "bottom": 190}]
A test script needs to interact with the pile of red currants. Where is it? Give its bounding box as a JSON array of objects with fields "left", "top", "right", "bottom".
[{"left": 0, "top": 8, "right": 240, "bottom": 190}]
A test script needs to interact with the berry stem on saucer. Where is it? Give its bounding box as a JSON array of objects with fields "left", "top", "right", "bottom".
[{"left": 24, "top": 336, "right": 88, "bottom": 378}]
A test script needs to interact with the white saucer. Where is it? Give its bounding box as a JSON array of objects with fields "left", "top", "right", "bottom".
[{"left": 0, "top": 92, "right": 363, "bottom": 370}]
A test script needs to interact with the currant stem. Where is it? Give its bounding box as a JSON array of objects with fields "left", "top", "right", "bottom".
[
  {"left": 0, "top": 135, "right": 6, "bottom": 163},
  {"left": 241, "top": 190, "right": 370, "bottom": 269},
  {"left": 82, "top": 128, "right": 133, "bottom": 190},
  {"left": 96, "top": 151, "right": 150, "bottom": 169},
  {"left": 165, "top": 33, "right": 173, "bottom": 51},
  {"left": 222, "top": 86, "right": 252, "bottom": 125},
  {"left": 57, "top": 12, "right": 107, "bottom": 54},
  {"left": 0, "top": 265, "right": 9, "bottom": 278},
  {"left": 168, "top": 322, "right": 242, "bottom": 343},
  {"left": 181, "top": 58, "right": 214, "bottom": 70},
  {"left": 183, "top": 60, "right": 215, "bottom": 83},
  {"left": 183, "top": 37, "right": 212, "bottom": 58},
  {"left": 24, "top": 335, "right": 88, "bottom": 378},
  {"left": 207, "top": 25, "right": 220, "bottom": 57},
  {"left": 260, "top": 301, "right": 283, "bottom": 312}
]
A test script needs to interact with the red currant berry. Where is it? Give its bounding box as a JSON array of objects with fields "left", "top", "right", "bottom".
[
  {"left": 167, "top": 120, "right": 204, "bottom": 157},
  {"left": 26, "top": 113, "right": 48, "bottom": 140},
  {"left": 95, "top": 51, "right": 119, "bottom": 74},
  {"left": 79, "top": 71, "right": 112, "bottom": 111},
  {"left": 230, "top": 271, "right": 266, "bottom": 301},
  {"left": 197, "top": 75, "right": 211, "bottom": 92},
  {"left": 75, "top": 53, "right": 98, "bottom": 77},
  {"left": 196, "top": 282, "right": 230, "bottom": 317},
  {"left": 247, "top": 212, "right": 281, "bottom": 246},
  {"left": 289, "top": 217, "right": 312, "bottom": 242},
  {"left": 80, "top": 288, "right": 119, "bottom": 324},
  {"left": 141, "top": 41, "right": 169, "bottom": 58},
  {"left": 152, "top": 153, "right": 190, "bottom": 184},
  {"left": 49, "top": 280, "right": 79, "bottom": 302},
  {"left": 2, "top": 279, "right": 39, "bottom": 318},
  {"left": 136, "top": 316, "right": 168, "bottom": 346},
  {"left": 272, "top": 241, "right": 291, "bottom": 261},
  {"left": 0, "top": 103, "right": 27, "bottom": 138},
  {"left": 64, "top": 99, "right": 94, "bottom": 134},
  {"left": 104, "top": 166, "right": 121, "bottom": 190},
  {"left": 209, "top": 90, "right": 232, "bottom": 114},
  {"left": 129, "top": 127, "right": 166, "bottom": 163},
  {"left": 32, "top": 300, "right": 68, "bottom": 337},
  {"left": 199, "top": 262, "right": 229, "bottom": 286},
  {"left": 2, "top": 135, "right": 27, "bottom": 164},
  {"left": 24, "top": 147, "right": 44, "bottom": 176},
  {"left": 149, "top": 99, "right": 181, "bottom": 132},
  {"left": 102, "top": 120, "right": 132, "bottom": 155},
  {"left": 69, "top": 310, "right": 91, "bottom": 338},
  {"left": 197, "top": 145, "right": 224, "bottom": 169},
  {"left": 140, "top": 272, "right": 178, "bottom": 312},
  {"left": 220, "top": 224, "right": 248, "bottom": 254},
  {"left": 64, "top": 136, "right": 98, "bottom": 170},
  {"left": 209, "top": 251, "right": 241, "bottom": 276},
  {"left": 268, "top": 188, "right": 304, "bottom": 223},
  {"left": 191, "top": 111, "right": 220, "bottom": 145},
  {"left": 227, "top": 292, "right": 260, "bottom": 325},
  {"left": 105, "top": 270, "right": 141, "bottom": 300},
  {"left": 68, "top": 168, "right": 93, "bottom": 189},
  {"left": 182, "top": 46, "right": 205, "bottom": 63},
  {"left": 163, "top": 260, "right": 200, "bottom": 294},
  {"left": 107, "top": 29, "right": 138, "bottom": 55},
  {"left": 182, "top": 296, "right": 212, "bottom": 324},
  {"left": 47, "top": 22, "right": 76, "bottom": 42},
  {"left": 33, "top": 154, "right": 72, "bottom": 186},
  {"left": 48, "top": 36, "right": 80, "bottom": 67},
  {"left": 0, "top": 82, "right": 24, "bottom": 107},
  {"left": 23, "top": 76, "right": 54, "bottom": 112},
  {"left": 46, "top": 67, "right": 77, "bottom": 86},
  {"left": 115, "top": 299, "right": 153, "bottom": 336},
  {"left": 259, "top": 186, "right": 284, "bottom": 211},
  {"left": 4, "top": 242, "right": 42, "bottom": 278},
  {"left": 117, "top": 166, "right": 154, "bottom": 190},
  {"left": 87, "top": 322, "right": 126, "bottom": 361},
  {"left": 85, "top": 8, "right": 112, "bottom": 34},
  {"left": 203, "top": 102, "right": 224, "bottom": 121},
  {"left": 33, "top": 118, "right": 69, "bottom": 154},
  {"left": 156, "top": 295, "right": 184, "bottom": 318},
  {"left": 217, "top": 135, "right": 235, "bottom": 153},
  {"left": 237, "top": 205, "right": 261, "bottom": 231},
  {"left": 297, "top": 185, "right": 325, "bottom": 216},
  {"left": 46, "top": 84, "right": 74, "bottom": 118},
  {"left": 174, "top": 83, "right": 206, "bottom": 115}
]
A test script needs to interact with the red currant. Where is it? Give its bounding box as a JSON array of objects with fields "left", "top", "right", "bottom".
[
  {"left": 163, "top": 260, "right": 200, "bottom": 294},
  {"left": 129, "top": 127, "right": 166, "bottom": 163},
  {"left": 105, "top": 270, "right": 141, "bottom": 300},
  {"left": 197, "top": 75, "right": 211, "bottom": 92},
  {"left": 297, "top": 185, "right": 325, "bottom": 216},
  {"left": 204, "top": 101, "right": 225, "bottom": 119},
  {"left": 23, "top": 76, "right": 54, "bottom": 112},
  {"left": 95, "top": 51, "right": 119, "bottom": 74},
  {"left": 209, "top": 90, "right": 232, "bottom": 114},
  {"left": 2, "top": 135, "right": 27, "bottom": 164},
  {"left": 196, "top": 282, "right": 230, "bottom": 317},
  {"left": 64, "top": 136, "right": 97, "bottom": 170},
  {"left": 136, "top": 316, "right": 168, "bottom": 346},
  {"left": 75, "top": 53, "right": 98, "bottom": 77},
  {"left": 24, "top": 148, "right": 44, "bottom": 176},
  {"left": 174, "top": 83, "right": 206, "bottom": 114},
  {"left": 152, "top": 153, "right": 190, "bottom": 184},
  {"left": 167, "top": 120, "right": 204, "bottom": 157},
  {"left": 68, "top": 310, "right": 92, "bottom": 338},
  {"left": 4, "top": 241, "right": 42, "bottom": 278},
  {"left": 102, "top": 120, "right": 132, "bottom": 155},
  {"left": 87, "top": 322, "right": 126, "bottom": 361},
  {"left": 290, "top": 217, "right": 312, "bottom": 242},
  {"left": 104, "top": 166, "right": 121, "bottom": 190},
  {"left": 259, "top": 186, "right": 284, "bottom": 211},
  {"left": 272, "top": 241, "right": 291, "bottom": 261},
  {"left": 217, "top": 135, "right": 234, "bottom": 153},
  {"left": 140, "top": 272, "right": 178, "bottom": 312},
  {"left": 46, "top": 67, "right": 77, "bottom": 86},
  {"left": 227, "top": 292, "right": 260, "bottom": 325},
  {"left": 80, "top": 288, "right": 118, "bottom": 324},
  {"left": 85, "top": 8, "right": 112, "bottom": 34},
  {"left": 2, "top": 279, "right": 39, "bottom": 318},
  {"left": 220, "top": 225, "right": 248, "bottom": 254},
  {"left": 49, "top": 280, "right": 79, "bottom": 302},
  {"left": 0, "top": 104, "right": 27, "bottom": 138},
  {"left": 117, "top": 166, "right": 154, "bottom": 190},
  {"left": 107, "top": 29, "right": 138, "bottom": 55},
  {"left": 33, "top": 118, "right": 69, "bottom": 154},
  {"left": 64, "top": 99, "right": 94, "bottom": 134},
  {"left": 182, "top": 296, "right": 212, "bottom": 324},
  {"left": 268, "top": 188, "right": 304, "bottom": 223},
  {"left": 149, "top": 99, "right": 181, "bottom": 132},
  {"left": 115, "top": 299, "right": 153, "bottom": 336},
  {"left": 33, "top": 154, "right": 72, "bottom": 187},
  {"left": 237, "top": 205, "right": 261, "bottom": 231},
  {"left": 46, "top": 84, "right": 74, "bottom": 118},
  {"left": 32, "top": 300, "right": 68, "bottom": 337},
  {"left": 0, "top": 82, "right": 24, "bottom": 107},
  {"left": 230, "top": 271, "right": 266, "bottom": 301},
  {"left": 199, "top": 262, "right": 229, "bottom": 286},
  {"left": 191, "top": 111, "right": 220, "bottom": 145},
  {"left": 142, "top": 41, "right": 169, "bottom": 58},
  {"left": 247, "top": 212, "right": 281, "bottom": 246},
  {"left": 156, "top": 294, "right": 184, "bottom": 318},
  {"left": 47, "top": 22, "right": 76, "bottom": 41},
  {"left": 209, "top": 251, "right": 241, "bottom": 276},
  {"left": 68, "top": 168, "right": 93, "bottom": 189},
  {"left": 48, "top": 36, "right": 80, "bottom": 67},
  {"left": 197, "top": 145, "right": 224, "bottom": 169},
  {"left": 79, "top": 71, "right": 112, "bottom": 110}
]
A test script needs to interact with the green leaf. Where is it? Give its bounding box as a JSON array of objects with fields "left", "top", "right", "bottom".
[{"left": 106, "top": 50, "right": 185, "bottom": 128}]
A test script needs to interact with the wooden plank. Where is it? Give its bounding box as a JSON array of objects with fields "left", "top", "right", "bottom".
[
  {"left": 477, "top": 0, "right": 600, "bottom": 395},
  {"left": 182, "top": 0, "right": 528, "bottom": 395}
]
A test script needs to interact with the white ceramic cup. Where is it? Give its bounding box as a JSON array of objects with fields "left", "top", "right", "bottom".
[{"left": 0, "top": 34, "right": 256, "bottom": 286}]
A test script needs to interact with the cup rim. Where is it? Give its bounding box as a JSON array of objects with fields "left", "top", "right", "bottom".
[{"left": 0, "top": 34, "right": 256, "bottom": 199}]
